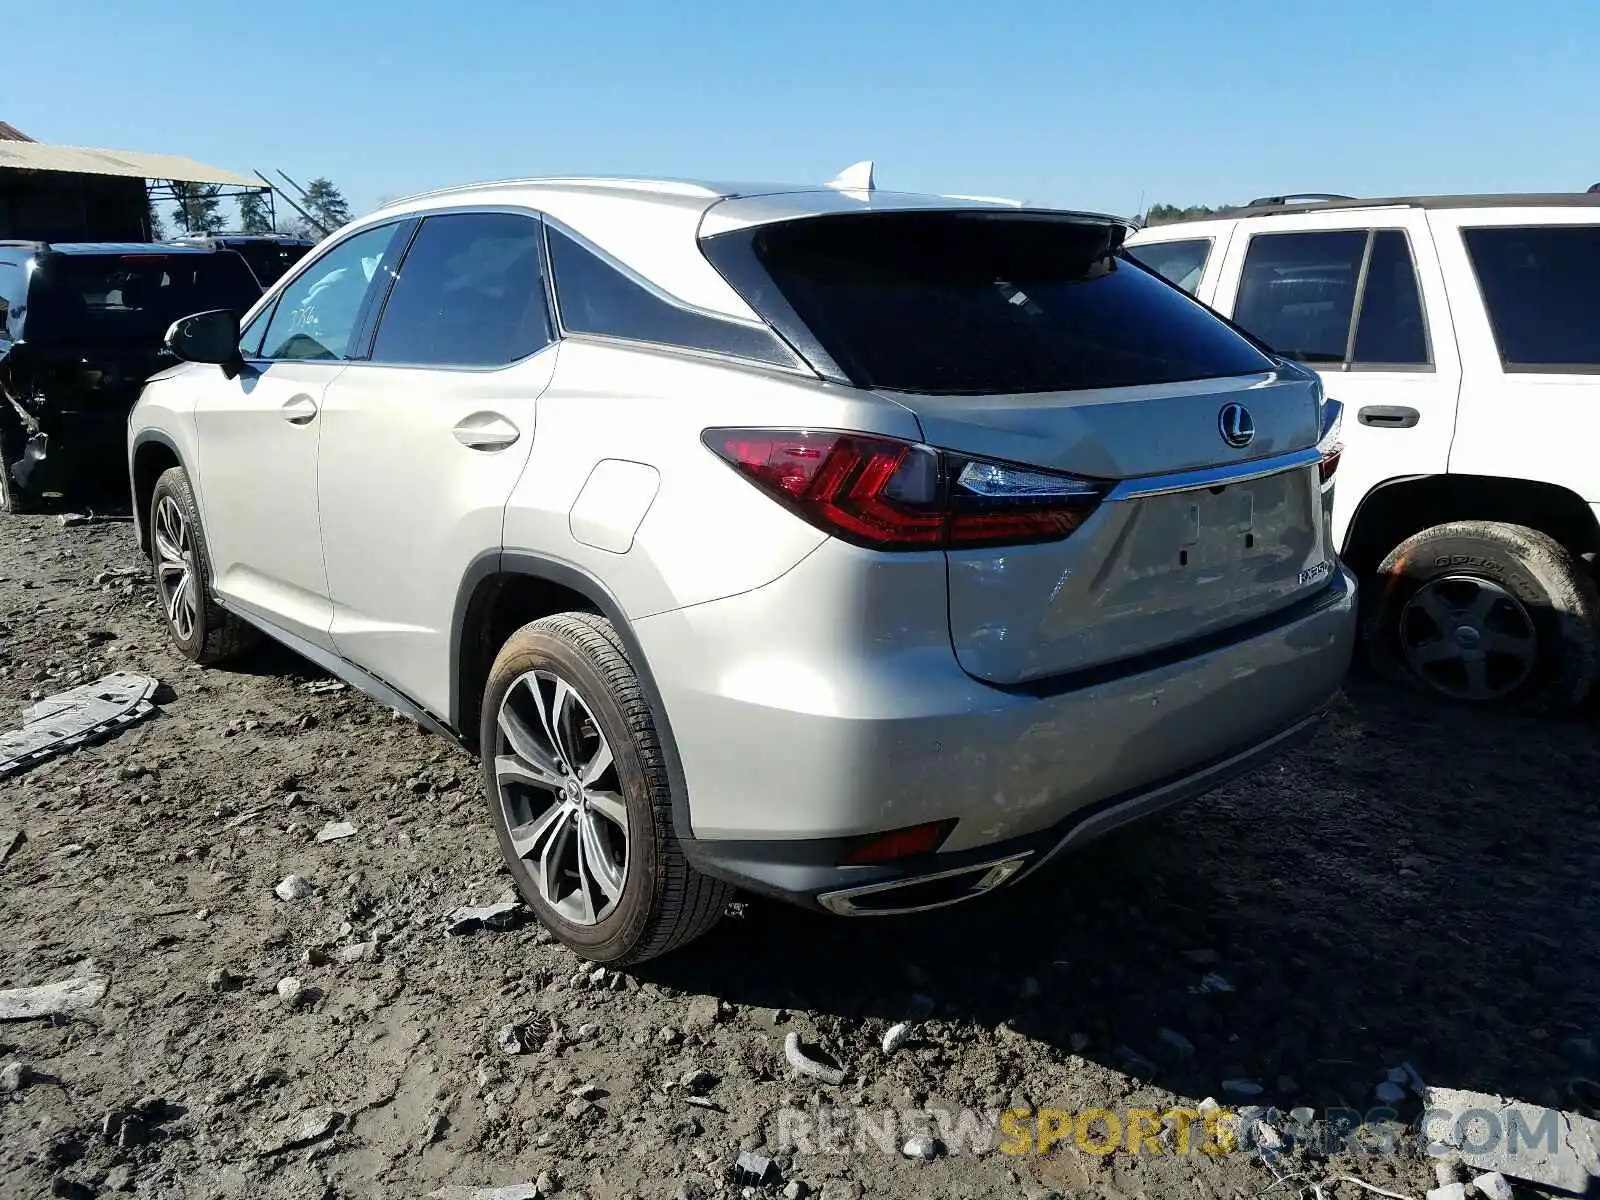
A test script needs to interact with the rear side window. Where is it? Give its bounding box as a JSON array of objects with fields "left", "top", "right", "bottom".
[
  {"left": 727, "top": 212, "right": 1271, "bottom": 395},
  {"left": 547, "top": 227, "right": 798, "bottom": 367},
  {"left": 1234, "top": 229, "right": 1430, "bottom": 368},
  {"left": 1462, "top": 225, "right": 1600, "bottom": 371},
  {"left": 371, "top": 212, "right": 552, "bottom": 367},
  {"left": 1125, "top": 238, "right": 1211, "bottom": 295}
]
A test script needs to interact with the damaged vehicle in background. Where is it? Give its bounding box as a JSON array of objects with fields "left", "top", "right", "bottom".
[
  {"left": 167, "top": 233, "right": 316, "bottom": 288},
  {"left": 0, "top": 241, "right": 261, "bottom": 512}
]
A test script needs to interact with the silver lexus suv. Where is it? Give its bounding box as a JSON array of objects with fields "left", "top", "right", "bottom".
[{"left": 128, "top": 175, "right": 1356, "bottom": 963}]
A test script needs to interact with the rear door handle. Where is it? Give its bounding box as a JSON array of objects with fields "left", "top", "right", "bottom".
[
  {"left": 1357, "top": 405, "right": 1420, "bottom": 429},
  {"left": 280, "top": 394, "right": 319, "bottom": 425},
  {"left": 452, "top": 412, "right": 521, "bottom": 451}
]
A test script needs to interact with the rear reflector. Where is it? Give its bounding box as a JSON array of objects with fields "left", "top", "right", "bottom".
[
  {"left": 840, "top": 819, "right": 958, "bottom": 865},
  {"left": 705, "top": 428, "right": 1107, "bottom": 550},
  {"left": 1317, "top": 399, "right": 1343, "bottom": 488}
]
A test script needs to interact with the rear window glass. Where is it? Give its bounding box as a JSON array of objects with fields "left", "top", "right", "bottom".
[
  {"left": 737, "top": 213, "right": 1272, "bottom": 395},
  {"left": 1462, "top": 225, "right": 1600, "bottom": 371},
  {"left": 28, "top": 252, "right": 261, "bottom": 345},
  {"left": 1125, "top": 238, "right": 1211, "bottom": 295},
  {"left": 229, "top": 241, "right": 310, "bottom": 287}
]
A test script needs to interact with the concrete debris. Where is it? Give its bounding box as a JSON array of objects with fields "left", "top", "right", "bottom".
[
  {"left": 1198, "top": 1097, "right": 1221, "bottom": 1115},
  {"left": 206, "top": 967, "right": 243, "bottom": 992},
  {"left": 571, "top": 1081, "right": 605, "bottom": 1101},
  {"left": 1191, "top": 972, "right": 1235, "bottom": 994},
  {"left": 1, "top": 672, "right": 160, "bottom": 780},
  {"left": 335, "top": 941, "right": 378, "bottom": 964},
  {"left": 881, "top": 1022, "right": 913, "bottom": 1055},
  {"left": 0, "top": 972, "right": 108, "bottom": 1020},
  {"left": 1376, "top": 1081, "right": 1408, "bottom": 1105},
  {"left": 1, "top": 1061, "right": 30, "bottom": 1091},
  {"left": 445, "top": 901, "right": 523, "bottom": 935},
  {"left": 1252, "top": 1120, "right": 1284, "bottom": 1152},
  {"left": 536, "top": 1171, "right": 561, "bottom": 1195},
  {"left": 315, "top": 821, "right": 358, "bottom": 843},
  {"left": 276, "top": 976, "right": 307, "bottom": 1008},
  {"left": 1426, "top": 1186, "right": 1468, "bottom": 1200},
  {"left": 274, "top": 874, "right": 314, "bottom": 901},
  {"left": 687, "top": 993, "right": 721, "bottom": 1028},
  {"left": 1157, "top": 1028, "right": 1196, "bottom": 1059},
  {"left": 1222, "top": 1079, "right": 1264, "bottom": 1099},
  {"left": 1471, "top": 1173, "right": 1512, "bottom": 1200},
  {"left": 496, "top": 1022, "right": 543, "bottom": 1055},
  {"left": 781, "top": 1182, "right": 809, "bottom": 1200},
  {"left": 259, "top": 1107, "right": 343, "bottom": 1156},
  {"left": 429, "top": 1186, "right": 541, "bottom": 1200},
  {"left": 685, "top": 1095, "right": 725, "bottom": 1113},
  {"left": 902, "top": 1134, "right": 940, "bottom": 1160},
  {"left": 784, "top": 1032, "right": 845, "bottom": 1085},
  {"left": 733, "top": 1151, "right": 778, "bottom": 1185},
  {"left": 1, "top": 828, "right": 22, "bottom": 863},
  {"left": 1424, "top": 1085, "right": 1600, "bottom": 1195},
  {"left": 657, "top": 1026, "right": 682, "bottom": 1046}
]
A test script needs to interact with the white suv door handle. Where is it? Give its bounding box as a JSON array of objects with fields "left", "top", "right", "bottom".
[
  {"left": 280, "top": 394, "right": 319, "bottom": 425},
  {"left": 453, "top": 412, "right": 521, "bottom": 451}
]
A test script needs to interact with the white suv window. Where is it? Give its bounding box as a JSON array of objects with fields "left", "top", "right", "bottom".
[
  {"left": 1234, "top": 229, "right": 1430, "bottom": 368},
  {"left": 1462, "top": 225, "right": 1600, "bottom": 372},
  {"left": 1125, "top": 238, "right": 1211, "bottom": 295},
  {"left": 257, "top": 223, "right": 406, "bottom": 361},
  {"left": 370, "top": 211, "right": 552, "bottom": 367}
]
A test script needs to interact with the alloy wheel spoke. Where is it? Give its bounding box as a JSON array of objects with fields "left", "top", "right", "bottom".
[
  {"left": 497, "top": 705, "right": 564, "bottom": 789},
  {"left": 533, "top": 677, "right": 577, "bottom": 771},
  {"left": 536, "top": 807, "right": 578, "bottom": 907},
  {"left": 1410, "top": 586, "right": 1455, "bottom": 628},
  {"left": 585, "top": 789, "right": 627, "bottom": 830},
  {"left": 507, "top": 796, "right": 571, "bottom": 861},
  {"left": 580, "top": 737, "right": 614, "bottom": 787},
  {"left": 1466, "top": 584, "right": 1503, "bottom": 624},
  {"left": 496, "top": 753, "right": 564, "bottom": 794},
  {"left": 578, "top": 810, "right": 624, "bottom": 903}
]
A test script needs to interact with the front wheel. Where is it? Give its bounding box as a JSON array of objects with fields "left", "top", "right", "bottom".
[
  {"left": 148, "top": 466, "right": 259, "bottom": 664},
  {"left": 480, "top": 612, "right": 730, "bottom": 964},
  {"left": 1361, "top": 521, "right": 1600, "bottom": 709}
]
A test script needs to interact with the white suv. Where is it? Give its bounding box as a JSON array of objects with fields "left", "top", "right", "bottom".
[
  {"left": 1129, "top": 193, "right": 1600, "bottom": 708},
  {"left": 128, "top": 177, "right": 1355, "bottom": 962}
]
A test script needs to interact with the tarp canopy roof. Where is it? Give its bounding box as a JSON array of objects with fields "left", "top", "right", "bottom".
[{"left": 0, "top": 140, "right": 257, "bottom": 187}]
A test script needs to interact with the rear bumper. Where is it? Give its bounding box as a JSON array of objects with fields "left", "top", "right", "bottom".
[{"left": 634, "top": 542, "right": 1357, "bottom": 912}]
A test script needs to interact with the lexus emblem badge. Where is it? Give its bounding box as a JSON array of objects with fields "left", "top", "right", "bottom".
[{"left": 1218, "top": 403, "right": 1255, "bottom": 449}]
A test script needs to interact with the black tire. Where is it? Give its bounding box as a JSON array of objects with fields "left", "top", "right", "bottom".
[
  {"left": 148, "top": 466, "right": 259, "bottom": 664},
  {"left": 480, "top": 612, "right": 730, "bottom": 964},
  {"left": 1361, "top": 521, "right": 1600, "bottom": 709}
]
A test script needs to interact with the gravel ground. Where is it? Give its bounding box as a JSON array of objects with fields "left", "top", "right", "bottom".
[{"left": 2, "top": 510, "right": 1598, "bottom": 1200}]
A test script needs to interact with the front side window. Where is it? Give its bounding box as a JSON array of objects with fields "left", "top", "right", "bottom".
[
  {"left": 719, "top": 211, "right": 1271, "bottom": 395},
  {"left": 258, "top": 223, "right": 406, "bottom": 361},
  {"left": 548, "top": 227, "right": 798, "bottom": 367},
  {"left": 1125, "top": 238, "right": 1212, "bottom": 295},
  {"left": 21, "top": 251, "right": 261, "bottom": 347},
  {"left": 370, "top": 212, "right": 551, "bottom": 367},
  {"left": 1462, "top": 225, "right": 1600, "bottom": 371},
  {"left": 1234, "top": 229, "right": 1430, "bottom": 368}
]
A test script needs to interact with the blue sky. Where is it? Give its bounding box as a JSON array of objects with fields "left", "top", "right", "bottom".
[{"left": 9, "top": 0, "right": 1597, "bottom": 220}]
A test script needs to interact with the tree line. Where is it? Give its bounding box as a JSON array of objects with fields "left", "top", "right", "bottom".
[
  {"left": 157, "top": 179, "right": 354, "bottom": 240},
  {"left": 1142, "top": 202, "right": 1232, "bottom": 225}
]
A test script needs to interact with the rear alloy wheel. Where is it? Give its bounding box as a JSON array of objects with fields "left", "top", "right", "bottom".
[
  {"left": 1362, "top": 521, "right": 1600, "bottom": 709},
  {"left": 481, "top": 613, "right": 730, "bottom": 963}
]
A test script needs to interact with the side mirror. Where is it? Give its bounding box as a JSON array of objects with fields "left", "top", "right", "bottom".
[{"left": 164, "top": 309, "right": 242, "bottom": 373}]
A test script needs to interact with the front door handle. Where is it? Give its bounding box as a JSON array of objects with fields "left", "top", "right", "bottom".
[
  {"left": 1357, "top": 405, "right": 1420, "bottom": 429},
  {"left": 280, "top": 394, "right": 319, "bottom": 425},
  {"left": 453, "top": 412, "right": 521, "bottom": 451}
]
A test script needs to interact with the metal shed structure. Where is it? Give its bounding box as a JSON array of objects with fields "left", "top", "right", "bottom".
[{"left": 0, "top": 126, "right": 272, "bottom": 241}]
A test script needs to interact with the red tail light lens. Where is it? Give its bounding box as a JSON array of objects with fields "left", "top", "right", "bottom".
[
  {"left": 841, "top": 819, "right": 958, "bottom": 864},
  {"left": 705, "top": 428, "right": 1107, "bottom": 551},
  {"left": 1317, "top": 398, "right": 1344, "bottom": 488}
]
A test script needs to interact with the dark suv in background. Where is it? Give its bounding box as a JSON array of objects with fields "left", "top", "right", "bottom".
[
  {"left": 168, "top": 233, "right": 316, "bottom": 288},
  {"left": 0, "top": 241, "right": 261, "bottom": 511}
]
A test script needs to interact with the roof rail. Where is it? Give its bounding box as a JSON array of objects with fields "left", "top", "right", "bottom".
[
  {"left": 0, "top": 238, "right": 46, "bottom": 251},
  {"left": 1244, "top": 192, "right": 1357, "bottom": 207}
]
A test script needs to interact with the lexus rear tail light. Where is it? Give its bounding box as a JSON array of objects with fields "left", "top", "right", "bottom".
[
  {"left": 704, "top": 428, "right": 1108, "bottom": 551},
  {"left": 1317, "top": 398, "right": 1343, "bottom": 488}
]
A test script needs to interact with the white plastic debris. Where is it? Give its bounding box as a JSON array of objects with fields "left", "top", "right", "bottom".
[
  {"left": 783, "top": 1032, "right": 845, "bottom": 1085},
  {"left": 429, "top": 1187, "right": 540, "bottom": 1200},
  {"left": 882, "top": 1022, "right": 912, "bottom": 1055},
  {"left": 1426, "top": 1185, "right": 1468, "bottom": 1200},
  {"left": 902, "top": 1134, "right": 938, "bottom": 1160},
  {"left": 1, "top": 673, "right": 159, "bottom": 779},
  {"left": 274, "top": 874, "right": 314, "bottom": 901},
  {"left": 315, "top": 821, "right": 358, "bottom": 843},
  {"left": 444, "top": 900, "right": 522, "bottom": 935},
  {"left": 0, "top": 973, "right": 108, "bottom": 1020}
]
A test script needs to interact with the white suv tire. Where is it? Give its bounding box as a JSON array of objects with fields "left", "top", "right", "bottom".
[{"left": 479, "top": 612, "right": 731, "bottom": 963}]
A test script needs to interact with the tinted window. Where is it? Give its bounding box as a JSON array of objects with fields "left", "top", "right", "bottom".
[
  {"left": 548, "top": 227, "right": 797, "bottom": 367},
  {"left": 371, "top": 212, "right": 552, "bottom": 367},
  {"left": 734, "top": 212, "right": 1270, "bottom": 395},
  {"left": 1125, "top": 238, "right": 1211, "bottom": 295},
  {"left": 1352, "top": 231, "right": 1430, "bottom": 366},
  {"left": 0, "top": 259, "right": 21, "bottom": 338},
  {"left": 25, "top": 252, "right": 261, "bottom": 346},
  {"left": 1463, "top": 225, "right": 1600, "bottom": 371},
  {"left": 259, "top": 224, "right": 404, "bottom": 361},
  {"left": 1234, "top": 231, "right": 1365, "bottom": 363},
  {"left": 229, "top": 241, "right": 311, "bottom": 288}
]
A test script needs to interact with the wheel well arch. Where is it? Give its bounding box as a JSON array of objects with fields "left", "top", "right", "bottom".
[
  {"left": 451, "top": 552, "right": 694, "bottom": 840},
  {"left": 129, "top": 432, "right": 183, "bottom": 555},
  {"left": 1342, "top": 473, "right": 1600, "bottom": 579}
]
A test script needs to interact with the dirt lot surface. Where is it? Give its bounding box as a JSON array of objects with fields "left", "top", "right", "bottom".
[{"left": 2, "top": 511, "right": 1598, "bottom": 1200}]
